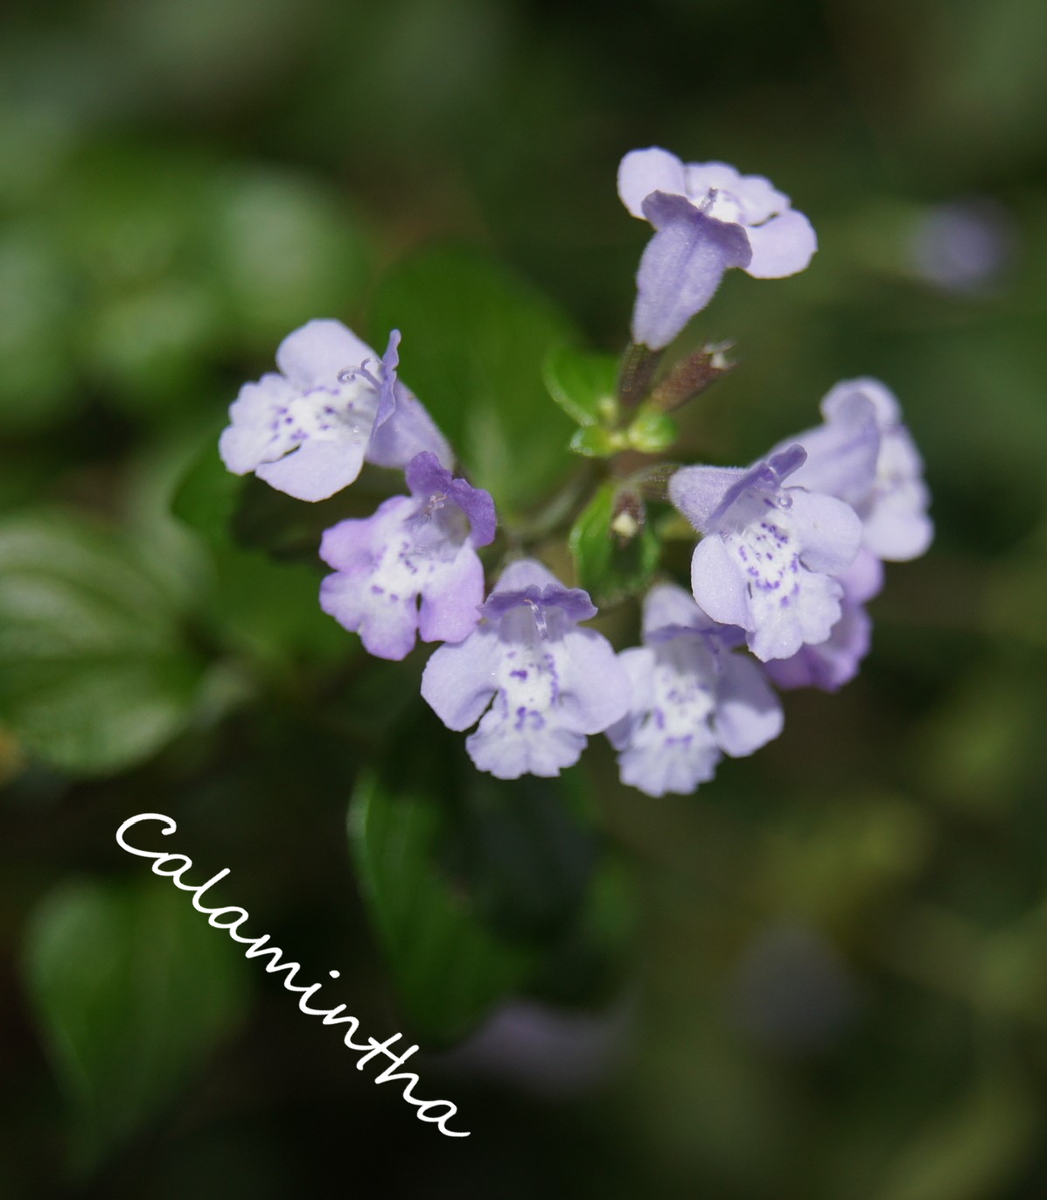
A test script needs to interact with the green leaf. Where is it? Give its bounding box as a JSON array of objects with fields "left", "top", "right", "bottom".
[
  {"left": 0, "top": 512, "right": 206, "bottom": 775},
  {"left": 21, "top": 877, "right": 248, "bottom": 1175},
  {"left": 568, "top": 482, "right": 661, "bottom": 606},
  {"left": 172, "top": 425, "right": 393, "bottom": 565},
  {"left": 170, "top": 433, "right": 246, "bottom": 548},
  {"left": 526, "top": 849, "right": 639, "bottom": 1008},
  {"left": 170, "top": 438, "right": 364, "bottom": 671},
  {"left": 569, "top": 424, "right": 626, "bottom": 458},
  {"left": 208, "top": 166, "right": 371, "bottom": 346},
  {"left": 446, "top": 768, "right": 599, "bottom": 941},
  {"left": 368, "top": 246, "right": 579, "bottom": 514},
  {"left": 206, "top": 545, "right": 351, "bottom": 670},
  {"left": 348, "top": 769, "right": 536, "bottom": 1044},
  {"left": 0, "top": 224, "right": 76, "bottom": 430},
  {"left": 543, "top": 345, "right": 620, "bottom": 428},
  {"left": 625, "top": 408, "right": 678, "bottom": 454}
]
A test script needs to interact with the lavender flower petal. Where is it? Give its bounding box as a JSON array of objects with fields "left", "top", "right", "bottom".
[
  {"left": 774, "top": 390, "right": 881, "bottom": 509},
  {"left": 744, "top": 210, "right": 819, "bottom": 278},
  {"left": 764, "top": 548, "right": 884, "bottom": 692},
  {"left": 219, "top": 318, "right": 450, "bottom": 501},
  {"left": 789, "top": 490, "right": 865, "bottom": 576},
  {"left": 218, "top": 373, "right": 296, "bottom": 474},
  {"left": 683, "top": 161, "right": 789, "bottom": 225},
  {"left": 785, "top": 378, "right": 933, "bottom": 561},
  {"left": 255, "top": 433, "right": 368, "bottom": 502},
  {"left": 618, "top": 147, "right": 689, "bottom": 219},
  {"left": 671, "top": 454, "right": 862, "bottom": 662},
  {"left": 764, "top": 602, "right": 871, "bottom": 692},
  {"left": 419, "top": 628, "right": 504, "bottom": 730},
  {"left": 275, "top": 318, "right": 374, "bottom": 387},
  {"left": 618, "top": 147, "right": 817, "bottom": 284},
  {"left": 606, "top": 584, "right": 782, "bottom": 797},
  {"left": 712, "top": 653, "right": 785, "bottom": 755},
  {"left": 688, "top": 533, "right": 752, "bottom": 630},
  {"left": 319, "top": 498, "right": 426, "bottom": 660},
  {"left": 418, "top": 544, "right": 485, "bottom": 646},
  {"left": 609, "top": 645, "right": 724, "bottom": 797},
  {"left": 319, "top": 458, "right": 495, "bottom": 659},
  {"left": 421, "top": 559, "right": 630, "bottom": 780},
  {"left": 631, "top": 193, "right": 752, "bottom": 350}
]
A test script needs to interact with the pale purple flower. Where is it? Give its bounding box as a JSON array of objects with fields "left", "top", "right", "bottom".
[
  {"left": 764, "top": 547, "right": 883, "bottom": 692},
  {"left": 606, "top": 585, "right": 782, "bottom": 797},
  {"left": 319, "top": 452, "right": 495, "bottom": 661},
  {"left": 630, "top": 193, "right": 752, "bottom": 350},
  {"left": 619, "top": 147, "right": 817, "bottom": 349},
  {"left": 619, "top": 149, "right": 818, "bottom": 278},
  {"left": 421, "top": 560, "right": 630, "bottom": 780},
  {"left": 219, "top": 319, "right": 451, "bottom": 502},
  {"left": 909, "top": 199, "right": 1014, "bottom": 294},
  {"left": 434, "top": 997, "right": 631, "bottom": 1097},
  {"left": 669, "top": 446, "right": 863, "bottom": 662},
  {"left": 779, "top": 378, "right": 933, "bottom": 561}
]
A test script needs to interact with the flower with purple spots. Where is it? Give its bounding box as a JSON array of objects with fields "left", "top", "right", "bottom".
[
  {"left": 764, "top": 547, "right": 884, "bottom": 692},
  {"left": 219, "top": 318, "right": 451, "bottom": 502},
  {"left": 319, "top": 452, "right": 496, "bottom": 661},
  {"left": 606, "top": 585, "right": 783, "bottom": 797},
  {"left": 618, "top": 148, "right": 817, "bottom": 349},
  {"left": 779, "top": 378, "right": 933, "bottom": 562},
  {"left": 420, "top": 560, "right": 630, "bottom": 780},
  {"left": 668, "top": 446, "right": 863, "bottom": 662}
]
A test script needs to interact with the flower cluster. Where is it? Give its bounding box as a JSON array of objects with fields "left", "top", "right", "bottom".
[{"left": 218, "top": 146, "right": 932, "bottom": 797}]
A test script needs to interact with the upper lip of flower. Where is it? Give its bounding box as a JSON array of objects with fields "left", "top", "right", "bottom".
[
  {"left": 479, "top": 584, "right": 597, "bottom": 626},
  {"left": 705, "top": 446, "right": 808, "bottom": 528}
]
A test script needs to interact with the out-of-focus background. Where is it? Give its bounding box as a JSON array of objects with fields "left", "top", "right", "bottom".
[{"left": 3, "top": 0, "right": 1047, "bottom": 1196}]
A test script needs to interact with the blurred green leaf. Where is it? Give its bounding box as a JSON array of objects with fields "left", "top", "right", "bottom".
[
  {"left": 625, "top": 408, "right": 678, "bottom": 454},
  {"left": 569, "top": 424, "right": 626, "bottom": 458},
  {"left": 917, "top": 665, "right": 1043, "bottom": 817},
  {"left": 569, "top": 482, "right": 660, "bottom": 606},
  {"left": 0, "top": 225, "right": 76, "bottom": 429},
  {"left": 209, "top": 167, "right": 371, "bottom": 345},
  {"left": 21, "top": 877, "right": 248, "bottom": 1175},
  {"left": 525, "top": 846, "right": 638, "bottom": 1008},
  {"left": 172, "top": 431, "right": 392, "bottom": 565},
  {"left": 874, "top": 1069, "right": 1038, "bottom": 1200},
  {"left": 53, "top": 147, "right": 213, "bottom": 291},
  {"left": 83, "top": 280, "right": 222, "bottom": 411},
  {"left": 225, "top": 473, "right": 379, "bottom": 565},
  {"left": 171, "top": 435, "right": 247, "bottom": 549},
  {"left": 543, "top": 345, "right": 620, "bottom": 428},
  {"left": 368, "top": 247, "right": 578, "bottom": 514},
  {"left": 205, "top": 546, "right": 350, "bottom": 671},
  {"left": 348, "top": 769, "right": 536, "bottom": 1043},
  {"left": 447, "top": 769, "right": 598, "bottom": 941},
  {"left": 763, "top": 794, "right": 933, "bottom": 928},
  {"left": 170, "top": 438, "right": 363, "bottom": 670},
  {"left": 47, "top": 147, "right": 222, "bottom": 416},
  {"left": 0, "top": 512, "right": 206, "bottom": 775}
]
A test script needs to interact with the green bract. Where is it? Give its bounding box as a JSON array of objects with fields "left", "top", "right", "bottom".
[
  {"left": 543, "top": 346, "right": 620, "bottom": 429},
  {"left": 569, "top": 482, "right": 661, "bottom": 607}
]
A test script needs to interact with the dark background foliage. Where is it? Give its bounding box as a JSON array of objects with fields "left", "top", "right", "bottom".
[{"left": 2, "top": 0, "right": 1047, "bottom": 1196}]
